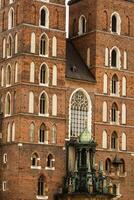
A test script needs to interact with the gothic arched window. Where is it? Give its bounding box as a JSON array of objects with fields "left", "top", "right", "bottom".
[
  {"left": 111, "top": 131, "right": 118, "bottom": 149},
  {"left": 8, "top": 7, "right": 14, "bottom": 29},
  {"left": 39, "top": 92, "right": 48, "bottom": 115},
  {"left": 38, "top": 175, "right": 45, "bottom": 196},
  {"left": 31, "top": 32, "right": 36, "bottom": 53},
  {"left": 39, "top": 123, "right": 47, "bottom": 143},
  {"left": 70, "top": 89, "right": 91, "bottom": 137},
  {"left": 7, "top": 35, "right": 12, "bottom": 58},
  {"left": 112, "top": 15, "right": 117, "bottom": 33},
  {"left": 111, "top": 49, "right": 117, "bottom": 67},
  {"left": 29, "top": 123, "right": 35, "bottom": 142},
  {"left": 111, "top": 103, "right": 118, "bottom": 123},
  {"left": 47, "top": 154, "right": 54, "bottom": 168},
  {"left": 122, "top": 132, "right": 126, "bottom": 151},
  {"left": 52, "top": 65, "right": 57, "bottom": 86},
  {"left": 79, "top": 15, "right": 86, "bottom": 35},
  {"left": 51, "top": 124, "right": 57, "bottom": 144},
  {"left": 111, "top": 13, "right": 121, "bottom": 34},
  {"left": 102, "top": 130, "right": 108, "bottom": 149},
  {"left": 111, "top": 74, "right": 118, "bottom": 95},
  {"left": 5, "top": 93, "right": 11, "bottom": 116},
  {"left": 31, "top": 153, "right": 39, "bottom": 167},
  {"left": 119, "top": 159, "right": 125, "bottom": 174},
  {"left": 29, "top": 91, "right": 34, "bottom": 113},
  {"left": 40, "top": 7, "right": 49, "bottom": 27},
  {"left": 105, "top": 158, "right": 111, "bottom": 173},
  {"left": 40, "top": 64, "right": 49, "bottom": 85},
  {"left": 40, "top": 34, "right": 48, "bottom": 56},
  {"left": 6, "top": 64, "right": 11, "bottom": 86}
]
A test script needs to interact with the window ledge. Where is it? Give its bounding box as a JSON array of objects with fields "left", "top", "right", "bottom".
[
  {"left": 39, "top": 83, "right": 49, "bottom": 87},
  {"left": 6, "top": 84, "right": 11, "bottom": 87},
  {"left": 7, "top": 56, "right": 12, "bottom": 59},
  {"left": 110, "top": 93, "right": 119, "bottom": 97},
  {"left": 39, "top": 25, "right": 49, "bottom": 29},
  {"left": 110, "top": 121, "right": 119, "bottom": 125},
  {"left": 31, "top": 166, "right": 41, "bottom": 170},
  {"left": 36, "top": 195, "right": 48, "bottom": 200},
  {"left": 38, "top": 141, "right": 48, "bottom": 145},
  {"left": 38, "top": 113, "right": 49, "bottom": 117},
  {"left": 5, "top": 114, "right": 11, "bottom": 117},
  {"left": 39, "top": 54, "right": 48, "bottom": 58},
  {"left": 45, "top": 167, "right": 55, "bottom": 170}
]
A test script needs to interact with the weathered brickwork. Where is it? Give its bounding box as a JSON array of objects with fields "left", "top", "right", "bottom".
[{"left": 0, "top": 0, "right": 134, "bottom": 200}]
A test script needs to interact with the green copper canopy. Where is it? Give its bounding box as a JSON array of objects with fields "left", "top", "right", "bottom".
[{"left": 79, "top": 128, "right": 91, "bottom": 143}]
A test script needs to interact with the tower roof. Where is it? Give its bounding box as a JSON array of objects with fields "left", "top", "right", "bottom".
[{"left": 66, "top": 40, "right": 95, "bottom": 83}]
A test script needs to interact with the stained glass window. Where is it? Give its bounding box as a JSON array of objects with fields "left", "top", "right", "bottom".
[{"left": 70, "top": 91, "right": 88, "bottom": 137}]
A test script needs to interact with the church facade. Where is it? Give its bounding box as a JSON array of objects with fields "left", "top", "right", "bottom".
[{"left": 0, "top": 0, "right": 134, "bottom": 200}]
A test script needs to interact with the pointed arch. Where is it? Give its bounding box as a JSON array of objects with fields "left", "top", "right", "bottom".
[
  {"left": 110, "top": 46, "right": 121, "bottom": 69},
  {"left": 31, "top": 32, "right": 36, "bottom": 53},
  {"left": 2, "top": 38, "right": 6, "bottom": 58},
  {"left": 102, "top": 130, "right": 108, "bottom": 149},
  {"left": 7, "top": 123, "right": 11, "bottom": 142},
  {"left": 111, "top": 74, "right": 119, "bottom": 95},
  {"left": 103, "top": 73, "right": 108, "bottom": 94},
  {"left": 123, "top": 51, "right": 127, "bottom": 69},
  {"left": 8, "top": 7, "right": 14, "bottom": 29},
  {"left": 39, "top": 91, "right": 49, "bottom": 115},
  {"left": 105, "top": 48, "right": 109, "bottom": 66},
  {"left": 29, "top": 122, "right": 35, "bottom": 142},
  {"left": 39, "top": 6, "right": 49, "bottom": 28},
  {"left": 126, "top": 16, "right": 130, "bottom": 35},
  {"left": 7, "top": 34, "right": 13, "bottom": 58},
  {"left": 111, "top": 12, "right": 121, "bottom": 34},
  {"left": 39, "top": 63, "right": 49, "bottom": 85},
  {"left": 15, "top": 33, "right": 18, "bottom": 54},
  {"left": 30, "top": 62, "right": 35, "bottom": 83},
  {"left": 69, "top": 88, "right": 92, "bottom": 138},
  {"left": 52, "top": 94, "right": 57, "bottom": 116},
  {"left": 78, "top": 15, "right": 86, "bottom": 35},
  {"left": 111, "top": 102, "right": 118, "bottom": 123},
  {"left": 52, "top": 36, "right": 57, "bottom": 57},
  {"left": 39, "top": 123, "right": 48, "bottom": 143},
  {"left": 122, "top": 103, "right": 126, "bottom": 124},
  {"left": 11, "top": 122, "right": 15, "bottom": 141},
  {"left": 102, "top": 101, "right": 107, "bottom": 122},
  {"left": 5, "top": 92, "right": 11, "bottom": 116},
  {"left": 111, "top": 131, "right": 118, "bottom": 149},
  {"left": 52, "top": 65, "right": 57, "bottom": 86},
  {"left": 47, "top": 153, "right": 54, "bottom": 168},
  {"left": 122, "top": 76, "right": 126, "bottom": 96},
  {"left": 15, "top": 62, "right": 18, "bottom": 83},
  {"left": 6, "top": 64, "right": 11, "bottom": 86},
  {"left": 122, "top": 132, "right": 127, "bottom": 151},
  {"left": 105, "top": 158, "right": 111, "bottom": 173},
  {"left": 1, "top": 67, "right": 4, "bottom": 86},
  {"left": 39, "top": 33, "right": 49, "bottom": 56},
  {"left": 29, "top": 92, "right": 34, "bottom": 113},
  {"left": 51, "top": 124, "right": 57, "bottom": 144},
  {"left": 37, "top": 175, "right": 45, "bottom": 196}
]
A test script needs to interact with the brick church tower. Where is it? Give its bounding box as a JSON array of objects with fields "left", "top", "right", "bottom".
[
  {"left": 0, "top": 0, "right": 67, "bottom": 200},
  {"left": 0, "top": 0, "right": 134, "bottom": 200},
  {"left": 66, "top": 0, "right": 134, "bottom": 200}
]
